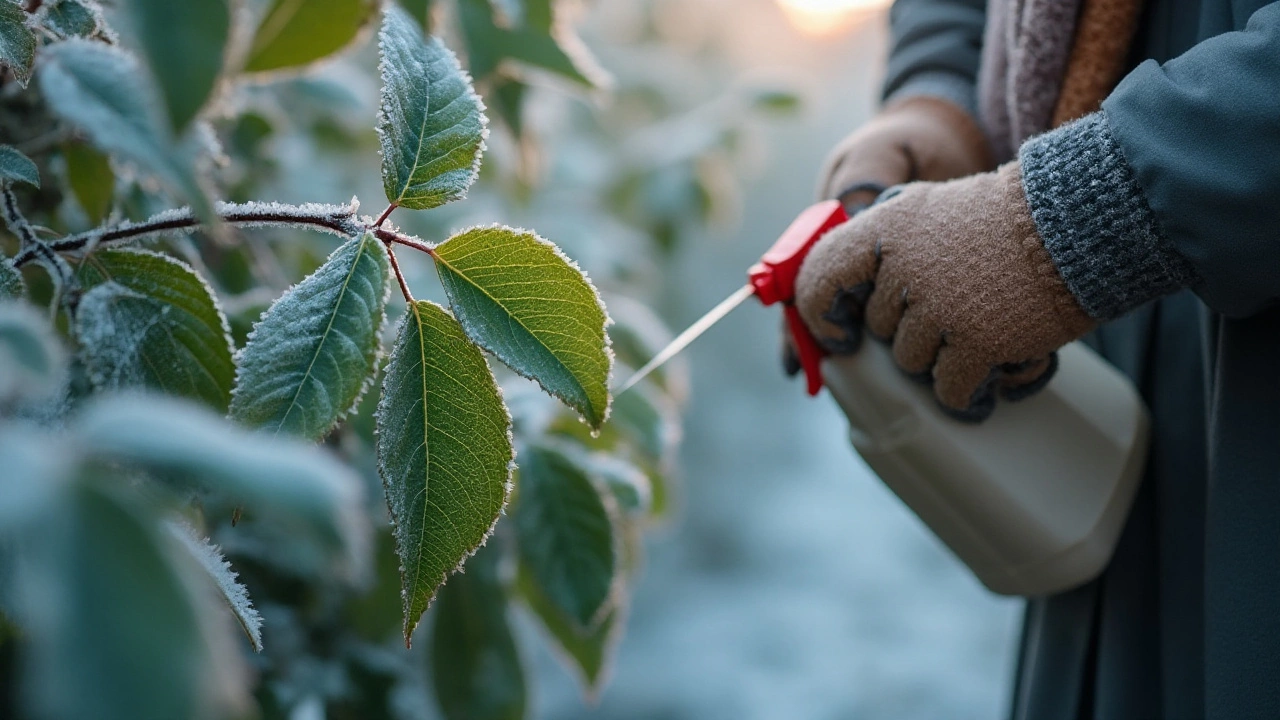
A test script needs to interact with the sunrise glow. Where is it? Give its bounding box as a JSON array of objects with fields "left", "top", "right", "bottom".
[{"left": 776, "top": 0, "right": 891, "bottom": 35}]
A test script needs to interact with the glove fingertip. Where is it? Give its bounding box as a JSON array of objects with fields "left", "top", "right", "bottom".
[
  {"left": 1000, "top": 353, "right": 1059, "bottom": 402},
  {"left": 936, "top": 368, "right": 999, "bottom": 423}
]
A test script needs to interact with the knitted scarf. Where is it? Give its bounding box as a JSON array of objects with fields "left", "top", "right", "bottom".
[{"left": 977, "top": 0, "right": 1146, "bottom": 162}]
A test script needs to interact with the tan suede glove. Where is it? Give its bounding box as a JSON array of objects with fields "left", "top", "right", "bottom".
[
  {"left": 795, "top": 163, "right": 1096, "bottom": 421},
  {"left": 817, "top": 96, "right": 994, "bottom": 211}
]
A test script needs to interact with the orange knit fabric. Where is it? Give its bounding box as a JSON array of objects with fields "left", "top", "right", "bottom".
[{"left": 1051, "top": 0, "right": 1146, "bottom": 126}]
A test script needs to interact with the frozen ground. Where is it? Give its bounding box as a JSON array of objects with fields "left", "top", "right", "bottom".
[{"left": 528, "top": 4, "right": 1024, "bottom": 718}]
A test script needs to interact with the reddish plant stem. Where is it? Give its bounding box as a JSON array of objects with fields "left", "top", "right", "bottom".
[
  {"left": 374, "top": 204, "right": 397, "bottom": 227},
  {"left": 383, "top": 241, "right": 415, "bottom": 303},
  {"left": 374, "top": 226, "right": 436, "bottom": 257}
]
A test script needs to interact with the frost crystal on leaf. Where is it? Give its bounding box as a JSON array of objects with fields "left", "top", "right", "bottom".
[
  {"left": 376, "top": 5, "right": 488, "bottom": 210},
  {"left": 166, "top": 520, "right": 264, "bottom": 652},
  {"left": 432, "top": 224, "right": 614, "bottom": 428}
]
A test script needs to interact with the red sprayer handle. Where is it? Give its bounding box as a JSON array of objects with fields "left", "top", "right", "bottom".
[{"left": 748, "top": 200, "right": 849, "bottom": 396}]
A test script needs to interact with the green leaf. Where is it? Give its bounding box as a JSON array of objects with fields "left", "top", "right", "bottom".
[
  {"left": 63, "top": 142, "right": 114, "bottom": 223},
  {"left": 457, "top": 0, "right": 606, "bottom": 88},
  {"left": 165, "top": 521, "right": 263, "bottom": 652},
  {"left": 0, "top": 145, "right": 37, "bottom": 188},
  {"left": 607, "top": 293, "right": 688, "bottom": 399},
  {"left": 376, "top": 300, "right": 513, "bottom": 642},
  {"left": 0, "top": 301, "right": 66, "bottom": 403},
  {"left": 431, "top": 543, "right": 526, "bottom": 720},
  {"left": 610, "top": 381, "right": 679, "bottom": 465},
  {"left": 490, "top": 77, "right": 527, "bottom": 137},
  {"left": 230, "top": 232, "right": 389, "bottom": 439},
  {"left": 75, "top": 249, "right": 235, "bottom": 411},
  {"left": 0, "top": 425, "right": 72, "bottom": 529},
  {"left": 77, "top": 394, "right": 371, "bottom": 577},
  {"left": 514, "top": 442, "right": 617, "bottom": 629},
  {"left": 247, "top": 0, "right": 378, "bottom": 73},
  {"left": 517, "top": 563, "right": 620, "bottom": 696},
  {"left": 0, "top": 256, "right": 23, "bottom": 298},
  {"left": 37, "top": 40, "right": 210, "bottom": 216},
  {"left": 120, "top": 0, "right": 229, "bottom": 133},
  {"left": 396, "top": 0, "right": 432, "bottom": 31},
  {"left": 751, "top": 88, "right": 802, "bottom": 115},
  {"left": 20, "top": 483, "right": 244, "bottom": 720},
  {"left": 0, "top": 0, "right": 34, "bottom": 87},
  {"left": 434, "top": 226, "right": 612, "bottom": 428},
  {"left": 586, "top": 453, "right": 651, "bottom": 515},
  {"left": 41, "top": 0, "right": 105, "bottom": 38},
  {"left": 377, "top": 5, "right": 487, "bottom": 210}
]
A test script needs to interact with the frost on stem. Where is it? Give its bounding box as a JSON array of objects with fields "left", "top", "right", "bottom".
[{"left": 12, "top": 200, "right": 365, "bottom": 267}]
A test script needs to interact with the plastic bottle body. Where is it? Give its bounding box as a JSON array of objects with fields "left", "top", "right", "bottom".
[{"left": 822, "top": 341, "right": 1149, "bottom": 596}]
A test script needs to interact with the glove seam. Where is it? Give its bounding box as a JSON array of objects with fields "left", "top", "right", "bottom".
[{"left": 1018, "top": 112, "right": 1200, "bottom": 320}]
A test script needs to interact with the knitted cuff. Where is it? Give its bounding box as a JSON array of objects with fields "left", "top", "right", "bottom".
[{"left": 1019, "top": 112, "right": 1199, "bottom": 320}]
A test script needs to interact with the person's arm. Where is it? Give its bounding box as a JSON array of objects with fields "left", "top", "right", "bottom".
[
  {"left": 814, "top": 0, "right": 991, "bottom": 208},
  {"left": 1020, "top": 0, "right": 1280, "bottom": 320},
  {"left": 882, "top": 0, "right": 987, "bottom": 117}
]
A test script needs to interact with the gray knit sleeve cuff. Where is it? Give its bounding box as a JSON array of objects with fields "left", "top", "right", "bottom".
[{"left": 1019, "top": 112, "right": 1200, "bottom": 320}]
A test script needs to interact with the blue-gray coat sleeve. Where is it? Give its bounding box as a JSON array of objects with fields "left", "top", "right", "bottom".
[
  {"left": 1102, "top": 1, "right": 1280, "bottom": 318},
  {"left": 882, "top": 0, "right": 987, "bottom": 116}
]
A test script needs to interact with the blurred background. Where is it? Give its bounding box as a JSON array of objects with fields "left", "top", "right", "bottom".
[
  {"left": 3, "top": 0, "right": 1023, "bottom": 717},
  {"left": 455, "top": 1, "right": 1024, "bottom": 717}
]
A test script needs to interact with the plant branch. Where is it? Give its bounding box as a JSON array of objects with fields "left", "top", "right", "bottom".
[
  {"left": 383, "top": 242, "right": 415, "bottom": 303},
  {"left": 373, "top": 227, "right": 436, "bottom": 258},
  {"left": 12, "top": 201, "right": 365, "bottom": 268},
  {"left": 4, "top": 188, "right": 76, "bottom": 305},
  {"left": 374, "top": 204, "right": 397, "bottom": 227}
]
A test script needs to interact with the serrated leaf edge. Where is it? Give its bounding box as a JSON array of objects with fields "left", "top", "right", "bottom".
[
  {"left": 229, "top": 233, "right": 391, "bottom": 438},
  {"left": 165, "top": 519, "right": 264, "bottom": 652},
  {"left": 81, "top": 246, "right": 236, "bottom": 360},
  {"left": 434, "top": 223, "right": 614, "bottom": 428},
  {"left": 372, "top": 299, "right": 517, "bottom": 644},
  {"left": 375, "top": 4, "right": 490, "bottom": 210}
]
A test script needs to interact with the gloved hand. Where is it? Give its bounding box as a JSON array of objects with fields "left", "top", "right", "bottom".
[
  {"left": 794, "top": 163, "right": 1096, "bottom": 421},
  {"left": 817, "top": 96, "right": 994, "bottom": 211},
  {"left": 784, "top": 95, "right": 994, "bottom": 375}
]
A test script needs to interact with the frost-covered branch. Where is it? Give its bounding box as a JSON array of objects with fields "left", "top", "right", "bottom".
[
  {"left": 5, "top": 188, "right": 76, "bottom": 300},
  {"left": 11, "top": 200, "right": 366, "bottom": 268}
]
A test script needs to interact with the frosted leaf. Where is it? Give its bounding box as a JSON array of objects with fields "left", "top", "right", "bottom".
[
  {"left": 38, "top": 40, "right": 212, "bottom": 218},
  {"left": 431, "top": 543, "right": 526, "bottom": 718},
  {"left": 375, "top": 300, "right": 513, "bottom": 644},
  {"left": 37, "top": 0, "right": 109, "bottom": 39},
  {"left": 77, "top": 394, "right": 372, "bottom": 580},
  {"left": 0, "top": 255, "right": 24, "bottom": 299},
  {"left": 0, "top": 145, "right": 38, "bottom": 188},
  {"left": 0, "top": 0, "right": 34, "bottom": 87},
  {"left": 377, "top": 5, "right": 487, "bottom": 210},
  {"left": 517, "top": 562, "right": 624, "bottom": 699},
  {"left": 75, "top": 249, "right": 235, "bottom": 412},
  {"left": 230, "top": 232, "right": 390, "bottom": 440},
  {"left": 0, "top": 301, "right": 66, "bottom": 405},
  {"left": 433, "top": 225, "right": 613, "bottom": 428},
  {"left": 166, "top": 521, "right": 263, "bottom": 652},
  {"left": 513, "top": 442, "right": 618, "bottom": 630}
]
